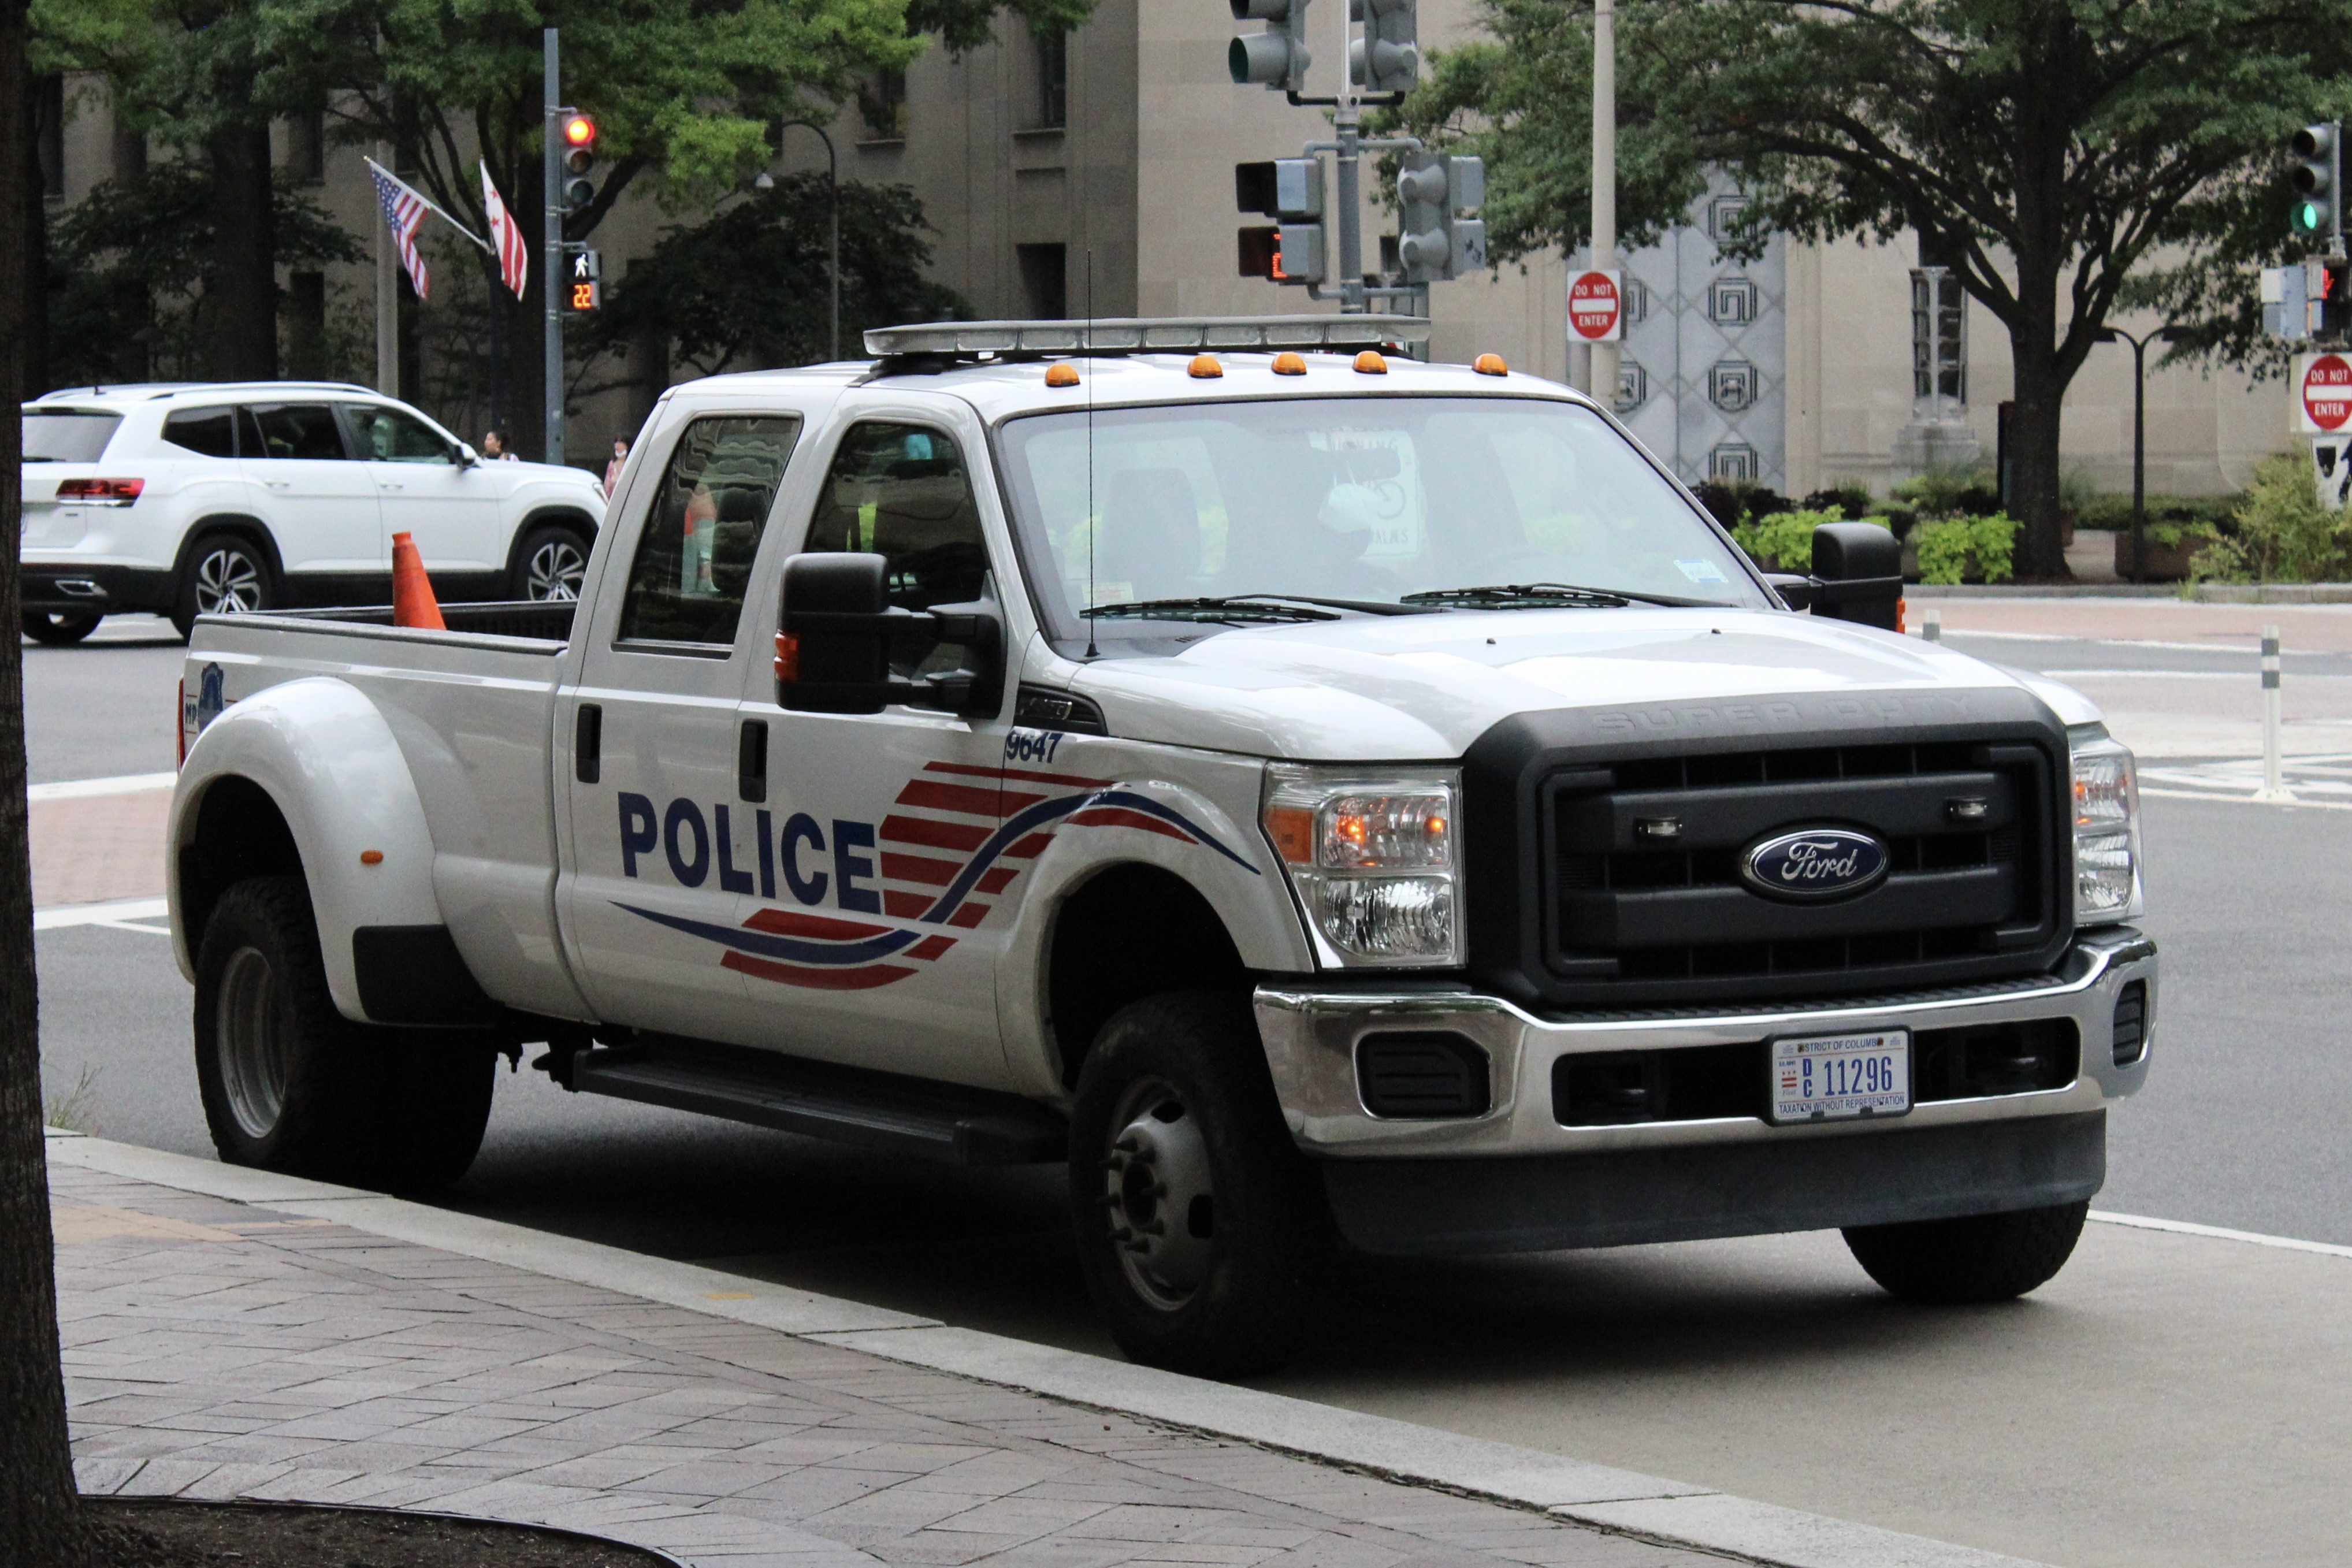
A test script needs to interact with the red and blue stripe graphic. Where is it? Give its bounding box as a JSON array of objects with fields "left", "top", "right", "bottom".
[{"left": 618, "top": 763, "right": 1255, "bottom": 990}]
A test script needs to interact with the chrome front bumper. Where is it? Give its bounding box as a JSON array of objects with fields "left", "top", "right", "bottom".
[{"left": 1255, "top": 927, "right": 2155, "bottom": 1158}]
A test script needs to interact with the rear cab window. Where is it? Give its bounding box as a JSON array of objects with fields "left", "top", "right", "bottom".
[
  {"left": 23, "top": 410, "right": 123, "bottom": 463},
  {"left": 616, "top": 415, "right": 804, "bottom": 649}
]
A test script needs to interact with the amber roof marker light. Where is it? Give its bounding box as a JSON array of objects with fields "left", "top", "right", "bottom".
[
  {"left": 1473, "top": 352, "right": 1508, "bottom": 376},
  {"left": 1354, "top": 350, "right": 1388, "bottom": 374},
  {"left": 1188, "top": 354, "right": 1225, "bottom": 378},
  {"left": 1272, "top": 351, "right": 1307, "bottom": 375},
  {"left": 1045, "top": 362, "right": 1081, "bottom": 387}
]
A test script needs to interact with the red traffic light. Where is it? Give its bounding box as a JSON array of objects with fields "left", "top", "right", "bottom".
[{"left": 563, "top": 113, "right": 596, "bottom": 149}]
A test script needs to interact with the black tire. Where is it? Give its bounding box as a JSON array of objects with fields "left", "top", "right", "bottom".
[
  {"left": 511, "top": 523, "right": 591, "bottom": 602},
  {"left": 22, "top": 611, "right": 101, "bottom": 645},
  {"left": 1069, "top": 992, "right": 1331, "bottom": 1376},
  {"left": 173, "top": 532, "right": 274, "bottom": 638},
  {"left": 193, "top": 876, "right": 495, "bottom": 1191},
  {"left": 1843, "top": 1200, "right": 2090, "bottom": 1305}
]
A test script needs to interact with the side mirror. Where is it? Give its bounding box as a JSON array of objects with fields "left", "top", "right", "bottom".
[
  {"left": 1804, "top": 522, "right": 1903, "bottom": 631},
  {"left": 456, "top": 443, "right": 479, "bottom": 467},
  {"left": 775, "top": 552, "right": 1004, "bottom": 718}
]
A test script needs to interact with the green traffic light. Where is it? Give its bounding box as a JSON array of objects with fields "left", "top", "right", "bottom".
[{"left": 2297, "top": 199, "right": 2327, "bottom": 234}]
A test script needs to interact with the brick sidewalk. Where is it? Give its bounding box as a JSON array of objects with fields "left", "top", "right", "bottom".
[{"left": 50, "top": 1159, "right": 1708, "bottom": 1568}]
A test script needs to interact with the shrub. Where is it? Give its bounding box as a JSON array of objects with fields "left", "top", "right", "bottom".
[
  {"left": 2193, "top": 451, "right": 2352, "bottom": 584},
  {"left": 1733, "top": 508, "right": 1878, "bottom": 573},
  {"left": 2075, "top": 493, "right": 2242, "bottom": 536},
  {"left": 1914, "top": 514, "right": 2020, "bottom": 585},
  {"left": 1892, "top": 463, "right": 1996, "bottom": 520},
  {"left": 1804, "top": 485, "right": 1874, "bottom": 520}
]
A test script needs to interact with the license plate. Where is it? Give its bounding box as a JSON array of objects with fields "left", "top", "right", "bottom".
[{"left": 1769, "top": 1030, "right": 1910, "bottom": 1124}]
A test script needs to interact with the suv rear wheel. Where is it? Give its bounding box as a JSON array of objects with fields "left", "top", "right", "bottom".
[
  {"left": 194, "top": 875, "right": 496, "bottom": 1191},
  {"left": 22, "top": 611, "right": 101, "bottom": 645},
  {"left": 1843, "top": 1200, "right": 2090, "bottom": 1304},
  {"left": 512, "top": 523, "right": 591, "bottom": 601},
  {"left": 173, "top": 533, "right": 273, "bottom": 637},
  {"left": 1069, "top": 992, "right": 1331, "bottom": 1376}
]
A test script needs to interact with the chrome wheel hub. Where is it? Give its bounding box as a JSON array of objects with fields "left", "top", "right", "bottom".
[
  {"left": 195, "top": 548, "right": 263, "bottom": 614},
  {"left": 1101, "top": 1080, "right": 1216, "bottom": 1309},
  {"left": 215, "top": 945, "right": 294, "bottom": 1139},
  {"left": 526, "top": 540, "right": 586, "bottom": 601}
]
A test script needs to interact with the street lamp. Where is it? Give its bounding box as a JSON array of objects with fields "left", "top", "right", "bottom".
[
  {"left": 754, "top": 119, "right": 839, "bottom": 363},
  {"left": 2094, "top": 323, "right": 2187, "bottom": 582}
]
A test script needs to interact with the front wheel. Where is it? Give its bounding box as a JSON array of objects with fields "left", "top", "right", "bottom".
[
  {"left": 194, "top": 876, "right": 495, "bottom": 1191},
  {"left": 1843, "top": 1200, "right": 2090, "bottom": 1305},
  {"left": 173, "top": 532, "right": 273, "bottom": 638},
  {"left": 1069, "top": 992, "right": 1331, "bottom": 1376},
  {"left": 512, "top": 524, "right": 591, "bottom": 601},
  {"left": 22, "top": 611, "right": 101, "bottom": 645}
]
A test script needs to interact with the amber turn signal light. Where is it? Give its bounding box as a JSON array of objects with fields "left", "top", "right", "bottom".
[{"left": 774, "top": 630, "right": 800, "bottom": 682}]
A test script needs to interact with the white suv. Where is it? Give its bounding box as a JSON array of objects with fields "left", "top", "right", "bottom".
[{"left": 20, "top": 382, "right": 607, "bottom": 643}]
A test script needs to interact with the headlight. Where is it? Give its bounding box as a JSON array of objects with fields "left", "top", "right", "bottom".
[
  {"left": 1262, "top": 767, "right": 1462, "bottom": 965},
  {"left": 2070, "top": 725, "right": 2143, "bottom": 924}
]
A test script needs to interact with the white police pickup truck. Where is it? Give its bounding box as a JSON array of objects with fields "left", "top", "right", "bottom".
[{"left": 170, "top": 317, "right": 2156, "bottom": 1376}]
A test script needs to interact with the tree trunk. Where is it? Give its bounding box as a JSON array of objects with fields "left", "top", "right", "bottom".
[
  {"left": 208, "top": 121, "right": 278, "bottom": 382},
  {"left": 2007, "top": 331, "right": 2070, "bottom": 581},
  {"left": 20, "top": 66, "right": 47, "bottom": 396},
  {"left": 0, "top": 0, "right": 93, "bottom": 1562}
]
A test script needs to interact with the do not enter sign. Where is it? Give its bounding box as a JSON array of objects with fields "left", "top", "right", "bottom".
[
  {"left": 1569, "top": 269, "right": 1623, "bottom": 343},
  {"left": 2302, "top": 353, "right": 2352, "bottom": 432}
]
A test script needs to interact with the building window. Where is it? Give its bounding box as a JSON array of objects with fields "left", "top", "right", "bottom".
[
  {"left": 286, "top": 110, "right": 325, "bottom": 182},
  {"left": 1034, "top": 29, "right": 1068, "bottom": 130},
  {"left": 860, "top": 70, "right": 908, "bottom": 141},
  {"left": 1707, "top": 276, "right": 1756, "bottom": 327},
  {"left": 1710, "top": 441, "right": 1758, "bottom": 482},
  {"left": 1707, "top": 359, "right": 1756, "bottom": 414},
  {"left": 1912, "top": 266, "right": 1966, "bottom": 408},
  {"left": 1017, "top": 243, "right": 1068, "bottom": 319},
  {"left": 1614, "top": 359, "right": 1649, "bottom": 414}
]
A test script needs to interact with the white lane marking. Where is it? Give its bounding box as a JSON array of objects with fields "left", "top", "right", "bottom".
[
  {"left": 2140, "top": 786, "right": 2352, "bottom": 811},
  {"left": 2093, "top": 1210, "right": 2352, "bottom": 1261},
  {"left": 34, "top": 897, "right": 170, "bottom": 932},
  {"left": 2036, "top": 670, "right": 2291, "bottom": 679},
  {"left": 1940, "top": 629, "right": 2349, "bottom": 655},
  {"left": 27, "top": 772, "right": 177, "bottom": 801}
]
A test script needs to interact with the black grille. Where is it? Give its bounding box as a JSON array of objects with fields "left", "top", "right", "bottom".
[
  {"left": 1356, "top": 1032, "right": 1491, "bottom": 1119},
  {"left": 2112, "top": 979, "right": 2149, "bottom": 1067},
  {"left": 1551, "top": 1018, "right": 2080, "bottom": 1126},
  {"left": 1538, "top": 740, "right": 2061, "bottom": 1005}
]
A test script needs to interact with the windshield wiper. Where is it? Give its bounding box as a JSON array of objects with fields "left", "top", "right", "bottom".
[
  {"left": 1216, "top": 591, "right": 1437, "bottom": 617},
  {"left": 1082, "top": 596, "right": 1342, "bottom": 625},
  {"left": 1402, "top": 581, "right": 1712, "bottom": 610}
]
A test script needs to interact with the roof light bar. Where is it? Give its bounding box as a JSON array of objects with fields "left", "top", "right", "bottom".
[{"left": 862, "top": 315, "right": 1431, "bottom": 359}]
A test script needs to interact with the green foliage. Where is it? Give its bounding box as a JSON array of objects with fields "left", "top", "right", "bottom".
[
  {"left": 2195, "top": 452, "right": 2352, "bottom": 583},
  {"left": 44, "top": 166, "right": 362, "bottom": 387},
  {"left": 585, "top": 173, "right": 968, "bottom": 377},
  {"left": 1732, "top": 508, "right": 1866, "bottom": 573},
  {"left": 1914, "top": 515, "right": 2020, "bottom": 585},
  {"left": 1891, "top": 465, "right": 1998, "bottom": 521},
  {"left": 2074, "top": 493, "right": 2243, "bottom": 544}
]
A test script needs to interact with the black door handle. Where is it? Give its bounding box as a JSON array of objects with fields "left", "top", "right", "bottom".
[
  {"left": 575, "top": 703, "right": 601, "bottom": 784},
  {"left": 738, "top": 718, "right": 768, "bottom": 802}
]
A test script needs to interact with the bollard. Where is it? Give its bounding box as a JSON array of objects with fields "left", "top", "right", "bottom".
[
  {"left": 1923, "top": 607, "right": 1942, "bottom": 643},
  {"left": 2256, "top": 624, "right": 2294, "bottom": 802}
]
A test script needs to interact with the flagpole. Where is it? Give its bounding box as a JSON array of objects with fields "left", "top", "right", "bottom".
[
  {"left": 376, "top": 140, "right": 396, "bottom": 396},
  {"left": 364, "top": 158, "right": 492, "bottom": 254}
]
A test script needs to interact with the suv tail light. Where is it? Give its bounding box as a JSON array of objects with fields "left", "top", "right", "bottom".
[{"left": 56, "top": 478, "right": 145, "bottom": 506}]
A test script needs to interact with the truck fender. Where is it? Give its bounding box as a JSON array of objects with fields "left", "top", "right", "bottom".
[
  {"left": 995, "top": 774, "right": 1314, "bottom": 1098},
  {"left": 170, "top": 677, "right": 448, "bottom": 1023}
]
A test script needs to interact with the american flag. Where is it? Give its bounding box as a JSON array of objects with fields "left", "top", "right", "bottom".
[
  {"left": 480, "top": 161, "right": 527, "bottom": 300},
  {"left": 367, "top": 159, "right": 431, "bottom": 302}
]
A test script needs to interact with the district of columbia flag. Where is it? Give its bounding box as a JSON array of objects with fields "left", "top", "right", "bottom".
[
  {"left": 367, "top": 159, "right": 431, "bottom": 302},
  {"left": 481, "top": 161, "right": 527, "bottom": 300}
]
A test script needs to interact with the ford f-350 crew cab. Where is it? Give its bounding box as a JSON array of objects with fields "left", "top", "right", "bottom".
[{"left": 170, "top": 316, "right": 2156, "bottom": 1376}]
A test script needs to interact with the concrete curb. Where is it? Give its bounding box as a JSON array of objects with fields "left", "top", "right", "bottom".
[{"left": 45, "top": 1131, "right": 2057, "bottom": 1568}]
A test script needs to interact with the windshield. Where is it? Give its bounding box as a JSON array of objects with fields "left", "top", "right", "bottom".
[
  {"left": 23, "top": 410, "right": 122, "bottom": 464},
  {"left": 995, "top": 395, "right": 1764, "bottom": 639}
]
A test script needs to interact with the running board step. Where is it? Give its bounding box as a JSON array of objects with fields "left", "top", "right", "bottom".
[{"left": 571, "top": 1038, "right": 1067, "bottom": 1165}]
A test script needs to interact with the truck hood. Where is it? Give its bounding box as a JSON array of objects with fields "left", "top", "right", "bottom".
[{"left": 1064, "top": 607, "right": 2089, "bottom": 761}]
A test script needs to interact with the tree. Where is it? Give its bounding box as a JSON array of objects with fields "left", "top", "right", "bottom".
[
  {"left": 1, "top": 0, "right": 92, "bottom": 1558},
  {"left": 581, "top": 173, "right": 969, "bottom": 382},
  {"left": 261, "top": 0, "right": 1094, "bottom": 452},
  {"left": 1398, "top": 0, "right": 2352, "bottom": 578}
]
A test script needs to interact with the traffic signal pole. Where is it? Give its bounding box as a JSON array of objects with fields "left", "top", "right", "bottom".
[
  {"left": 543, "top": 27, "right": 564, "bottom": 467},
  {"left": 1589, "top": 0, "right": 1618, "bottom": 402}
]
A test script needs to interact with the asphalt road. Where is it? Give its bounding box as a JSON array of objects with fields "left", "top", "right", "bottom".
[{"left": 28, "top": 605, "right": 2352, "bottom": 1567}]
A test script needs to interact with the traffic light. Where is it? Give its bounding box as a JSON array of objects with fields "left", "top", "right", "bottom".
[
  {"left": 1229, "top": 0, "right": 1311, "bottom": 94},
  {"left": 2291, "top": 122, "right": 2339, "bottom": 243},
  {"left": 1236, "top": 158, "right": 1325, "bottom": 284},
  {"left": 1395, "top": 152, "right": 1485, "bottom": 283},
  {"left": 561, "top": 112, "right": 599, "bottom": 212},
  {"left": 1350, "top": 0, "right": 1418, "bottom": 95},
  {"left": 564, "top": 248, "right": 601, "bottom": 313}
]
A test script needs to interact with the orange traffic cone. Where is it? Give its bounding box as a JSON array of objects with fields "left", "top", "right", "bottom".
[{"left": 391, "top": 530, "right": 446, "bottom": 630}]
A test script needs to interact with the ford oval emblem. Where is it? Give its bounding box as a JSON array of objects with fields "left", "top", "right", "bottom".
[{"left": 1739, "top": 827, "right": 1891, "bottom": 902}]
